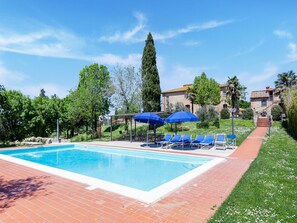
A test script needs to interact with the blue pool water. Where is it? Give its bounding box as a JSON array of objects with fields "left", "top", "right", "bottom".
[{"left": 0, "top": 145, "right": 213, "bottom": 191}]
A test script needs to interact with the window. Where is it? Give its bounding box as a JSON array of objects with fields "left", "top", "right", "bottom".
[
  {"left": 261, "top": 100, "right": 267, "bottom": 107},
  {"left": 185, "top": 105, "right": 190, "bottom": 111}
]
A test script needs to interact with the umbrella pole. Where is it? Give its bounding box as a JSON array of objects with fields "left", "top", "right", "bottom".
[
  {"left": 154, "top": 124, "right": 156, "bottom": 144},
  {"left": 146, "top": 121, "right": 149, "bottom": 147},
  {"left": 182, "top": 124, "right": 184, "bottom": 149}
]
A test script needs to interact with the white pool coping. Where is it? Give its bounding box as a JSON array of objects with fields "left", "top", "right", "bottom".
[{"left": 0, "top": 146, "right": 225, "bottom": 204}]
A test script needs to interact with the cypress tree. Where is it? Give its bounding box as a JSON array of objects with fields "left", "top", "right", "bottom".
[{"left": 141, "top": 32, "right": 161, "bottom": 112}]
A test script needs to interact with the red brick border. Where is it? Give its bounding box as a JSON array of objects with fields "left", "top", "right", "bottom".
[{"left": 0, "top": 127, "right": 267, "bottom": 222}]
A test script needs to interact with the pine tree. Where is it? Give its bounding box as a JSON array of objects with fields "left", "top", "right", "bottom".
[{"left": 141, "top": 32, "right": 161, "bottom": 112}]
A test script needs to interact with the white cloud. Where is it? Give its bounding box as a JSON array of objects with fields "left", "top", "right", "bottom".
[
  {"left": 153, "top": 20, "right": 233, "bottom": 41},
  {"left": 0, "top": 61, "right": 26, "bottom": 84},
  {"left": 231, "top": 40, "right": 264, "bottom": 58},
  {"left": 92, "top": 53, "right": 142, "bottom": 67},
  {"left": 19, "top": 83, "right": 69, "bottom": 98},
  {"left": 99, "top": 12, "right": 146, "bottom": 43},
  {"left": 274, "top": 29, "right": 293, "bottom": 39},
  {"left": 287, "top": 42, "right": 297, "bottom": 62},
  {"left": 99, "top": 13, "right": 233, "bottom": 44},
  {"left": 246, "top": 65, "right": 278, "bottom": 84},
  {"left": 0, "top": 29, "right": 88, "bottom": 60},
  {"left": 183, "top": 41, "right": 201, "bottom": 47},
  {"left": 160, "top": 65, "right": 210, "bottom": 91}
]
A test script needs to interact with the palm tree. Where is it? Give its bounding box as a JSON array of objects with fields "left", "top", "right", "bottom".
[
  {"left": 226, "top": 76, "right": 246, "bottom": 135},
  {"left": 275, "top": 70, "right": 297, "bottom": 92},
  {"left": 185, "top": 86, "right": 196, "bottom": 113}
]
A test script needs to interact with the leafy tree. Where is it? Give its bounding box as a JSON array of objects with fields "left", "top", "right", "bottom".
[
  {"left": 274, "top": 70, "right": 297, "bottom": 92},
  {"left": 226, "top": 76, "right": 246, "bottom": 134},
  {"left": 112, "top": 65, "right": 141, "bottom": 113},
  {"left": 75, "top": 63, "right": 113, "bottom": 136},
  {"left": 165, "top": 100, "right": 174, "bottom": 113},
  {"left": 220, "top": 108, "right": 230, "bottom": 119},
  {"left": 141, "top": 32, "right": 161, "bottom": 112},
  {"left": 239, "top": 100, "right": 250, "bottom": 109},
  {"left": 1, "top": 90, "right": 33, "bottom": 141},
  {"left": 192, "top": 72, "right": 220, "bottom": 107},
  {"left": 226, "top": 76, "right": 246, "bottom": 113},
  {"left": 174, "top": 102, "right": 187, "bottom": 112},
  {"left": 242, "top": 108, "right": 253, "bottom": 120},
  {"left": 271, "top": 105, "right": 283, "bottom": 121},
  {"left": 39, "top": 88, "right": 46, "bottom": 98}
]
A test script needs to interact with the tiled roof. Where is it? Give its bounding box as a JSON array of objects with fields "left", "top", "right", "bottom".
[
  {"left": 162, "top": 85, "right": 191, "bottom": 94},
  {"left": 162, "top": 83, "right": 227, "bottom": 94},
  {"left": 250, "top": 90, "right": 269, "bottom": 99}
]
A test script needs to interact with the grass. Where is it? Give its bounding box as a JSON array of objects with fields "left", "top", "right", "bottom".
[
  {"left": 209, "top": 123, "right": 297, "bottom": 223},
  {"left": 93, "top": 119, "right": 254, "bottom": 146}
]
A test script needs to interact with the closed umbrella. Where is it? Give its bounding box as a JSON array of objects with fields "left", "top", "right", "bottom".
[{"left": 134, "top": 112, "right": 164, "bottom": 146}]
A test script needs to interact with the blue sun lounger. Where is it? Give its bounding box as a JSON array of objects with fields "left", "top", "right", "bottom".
[
  {"left": 157, "top": 134, "right": 172, "bottom": 148},
  {"left": 215, "top": 134, "right": 226, "bottom": 150},
  {"left": 180, "top": 134, "right": 192, "bottom": 149},
  {"left": 226, "top": 134, "right": 236, "bottom": 149},
  {"left": 191, "top": 135, "right": 205, "bottom": 148},
  {"left": 168, "top": 134, "right": 182, "bottom": 148},
  {"left": 200, "top": 135, "right": 215, "bottom": 150}
]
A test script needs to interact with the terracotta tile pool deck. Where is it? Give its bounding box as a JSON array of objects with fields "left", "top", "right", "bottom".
[{"left": 0, "top": 127, "right": 267, "bottom": 223}]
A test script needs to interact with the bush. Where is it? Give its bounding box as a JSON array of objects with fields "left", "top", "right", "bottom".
[
  {"left": 242, "top": 108, "right": 254, "bottom": 120},
  {"left": 271, "top": 104, "right": 283, "bottom": 121},
  {"left": 220, "top": 108, "right": 230, "bottom": 119},
  {"left": 213, "top": 117, "right": 220, "bottom": 128},
  {"left": 197, "top": 121, "right": 209, "bottom": 129},
  {"left": 70, "top": 133, "right": 94, "bottom": 142},
  {"left": 196, "top": 105, "right": 219, "bottom": 129}
]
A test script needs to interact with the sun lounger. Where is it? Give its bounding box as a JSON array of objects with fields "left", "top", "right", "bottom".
[
  {"left": 226, "top": 134, "right": 236, "bottom": 149},
  {"left": 191, "top": 135, "right": 204, "bottom": 148},
  {"left": 200, "top": 135, "right": 215, "bottom": 150},
  {"left": 215, "top": 134, "right": 226, "bottom": 150},
  {"left": 168, "top": 134, "right": 182, "bottom": 148},
  {"left": 157, "top": 134, "right": 172, "bottom": 148},
  {"left": 180, "top": 134, "right": 192, "bottom": 149}
]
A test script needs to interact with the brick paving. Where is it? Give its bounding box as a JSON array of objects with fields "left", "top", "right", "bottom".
[{"left": 0, "top": 127, "right": 267, "bottom": 223}]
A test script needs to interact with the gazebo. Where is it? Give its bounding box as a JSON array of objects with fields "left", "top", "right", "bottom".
[{"left": 109, "top": 112, "right": 169, "bottom": 142}]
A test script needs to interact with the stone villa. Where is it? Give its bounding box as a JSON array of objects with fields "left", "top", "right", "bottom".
[
  {"left": 250, "top": 86, "right": 281, "bottom": 116},
  {"left": 161, "top": 84, "right": 228, "bottom": 113},
  {"left": 161, "top": 84, "right": 281, "bottom": 117}
]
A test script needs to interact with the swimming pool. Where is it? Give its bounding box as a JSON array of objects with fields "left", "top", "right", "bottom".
[{"left": 0, "top": 144, "right": 224, "bottom": 203}]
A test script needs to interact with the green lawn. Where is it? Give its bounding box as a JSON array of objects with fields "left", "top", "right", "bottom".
[
  {"left": 94, "top": 119, "right": 254, "bottom": 146},
  {"left": 209, "top": 124, "right": 297, "bottom": 223}
]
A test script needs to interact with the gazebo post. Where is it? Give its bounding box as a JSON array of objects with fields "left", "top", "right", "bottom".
[
  {"left": 110, "top": 116, "right": 113, "bottom": 141},
  {"left": 130, "top": 117, "right": 132, "bottom": 142},
  {"left": 134, "top": 120, "right": 136, "bottom": 140}
]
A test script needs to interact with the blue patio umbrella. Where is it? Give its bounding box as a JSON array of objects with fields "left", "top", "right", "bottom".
[
  {"left": 134, "top": 112, "right": 164, "bottom": 146},
  {"left": 166, "top": 111, "right": 200, "bottom": 147},
  {"left": 134, "top": 112, "right": 164, "bottom": 125},
  {"left": 165, "top": 111, "right": 199, "bottom": 123}
]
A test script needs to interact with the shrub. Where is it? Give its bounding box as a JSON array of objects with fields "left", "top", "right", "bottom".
[
  {"left": 196, "top": 105, "right": 219, "bottom": 128},
  {"left": 197, "top": 121, "right": 209, "bottom": 129},
  {"left": 282, "top": 86, "right": 297, "bottom": 136},
  {"left": 220, "top": 108, "right": 230, "bottom": 119},
  {"left": 70, "top": 133, "right": 94, "bottom": 142},
  {"left": 271, "top": 104, "right": 283, "bottom": 121},
  {"left": 242, "top": 108, "right": 254, "bottom": 120},
  {"left": 213, "top": 117, "right": 220, "bottom": 128}
]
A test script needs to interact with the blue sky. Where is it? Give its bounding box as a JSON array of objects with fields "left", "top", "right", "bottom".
[{"left": 0, "top": 0, "right": 297, "bottom": 99}]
